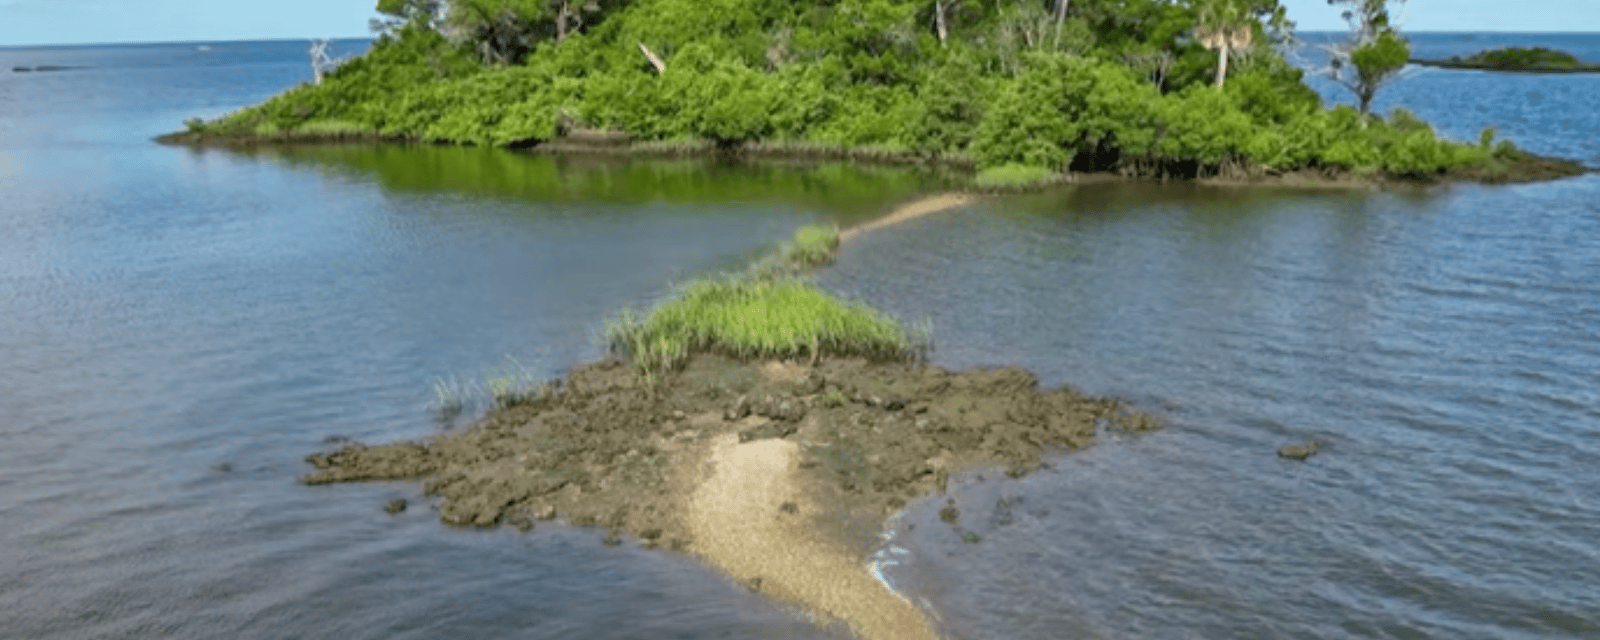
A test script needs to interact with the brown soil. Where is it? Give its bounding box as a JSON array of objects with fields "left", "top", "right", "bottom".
[{"left": 303, "top": 355, "right": 1156, "bottom": 639}]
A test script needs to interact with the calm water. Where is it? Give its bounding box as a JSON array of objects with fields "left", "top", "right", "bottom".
[{"left": 3, "top": 36, "right": 1598, "bottom": 640}]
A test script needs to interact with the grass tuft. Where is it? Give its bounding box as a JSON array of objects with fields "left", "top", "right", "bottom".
[
  {"left": 606, "top": 275, "right": 924, "bottom": 376},
  {"left": 428, "top": 357, "right": 554, "bottom": 419}
]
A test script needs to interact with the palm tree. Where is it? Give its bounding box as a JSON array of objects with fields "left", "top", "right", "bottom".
[{"left": 1193, "top": 0, "right": 1254, "bottom": 88}]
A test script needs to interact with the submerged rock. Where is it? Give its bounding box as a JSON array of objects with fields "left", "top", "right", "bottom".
[{"left": 1277, "top": 440, "right": 1322, "bottom": 460}]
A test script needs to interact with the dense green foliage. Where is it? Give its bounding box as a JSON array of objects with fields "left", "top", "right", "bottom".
[{"left": 189, "top": 0, "right": 1526, "bottom": 181}]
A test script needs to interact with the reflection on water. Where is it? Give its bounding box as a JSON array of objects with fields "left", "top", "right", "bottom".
[{"left": 233, "top": 144, "right": 953, "bottom": 221}]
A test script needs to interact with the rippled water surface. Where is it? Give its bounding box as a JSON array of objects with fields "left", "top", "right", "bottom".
[{"left": 3, "top": 35, "right": 1599, "bottom": 640}]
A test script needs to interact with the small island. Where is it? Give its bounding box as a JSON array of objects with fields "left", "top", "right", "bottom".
[
  {"left": 159, "top": 0, "right": 1588, "bottom": 188},
  {"left": 1413, "top": 46, "right": 1600, "bottom": 73}
]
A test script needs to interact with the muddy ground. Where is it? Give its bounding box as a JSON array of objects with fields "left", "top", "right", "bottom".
[{"left": 305, "top": 353, "right": 1155, "bottom": 554}]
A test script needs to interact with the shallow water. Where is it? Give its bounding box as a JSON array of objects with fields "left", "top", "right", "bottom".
[
  {"left": 825, "top": 177, "right": 1600, "bottom": 639},
  {"left": 1, "top": 40, "right": 926, "bottom": 640},
  {"left": 4, "top": 35, "right": 1600, "bottom": 640}
]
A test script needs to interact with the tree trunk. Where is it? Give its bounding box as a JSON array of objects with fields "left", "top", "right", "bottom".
[
  {"left": 556, "top": 0, "right": 569, "bottom": 42},
  {"left": 1052, "top": 0, "right": 1069, "bottom": 49},
  {"left": 1214, "top": 42, "right": 1229, "bottom": 87},
  {"left": 934, "top": 0, "right": 948, "bottom": 46}
]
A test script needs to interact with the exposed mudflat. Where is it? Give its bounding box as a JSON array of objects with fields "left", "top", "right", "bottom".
[
  {"left": 839, "top": 194, "right": 979, "bottom": 244},
  {"left": 304, "top": 355, "right": 1156, "bottom": 639}
]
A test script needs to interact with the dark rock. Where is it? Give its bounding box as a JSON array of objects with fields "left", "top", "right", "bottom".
[
  {"left": 738, "top": 419, "right": 797, "bottom": 443},
  {"left": 506, "top": 512, "right": 535, "bottom": 531},
  {"left": 383, "top": 498, "right": 407, "bottom": 514},
  {"left": 725, "top": 395, "right": 751, "bottom": 420}
]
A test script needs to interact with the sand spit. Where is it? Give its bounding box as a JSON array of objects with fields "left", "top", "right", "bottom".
[
  {"left": 690, "top": 433, "right": 939, "bottom": 640},
  {"left": 839, "top": 193, "right": 979, "bottom": 245}
]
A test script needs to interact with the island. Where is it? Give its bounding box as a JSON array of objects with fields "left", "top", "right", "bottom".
[
  {"left": 1413, "top": 46, "right": 1600, "bottom": 73},
  {"left": 159, "top": 0, "right": 1587, "bottom": 188}
]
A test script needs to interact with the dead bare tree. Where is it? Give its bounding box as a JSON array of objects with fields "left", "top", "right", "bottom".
[
  {"left": 1052, "top": 0, "right": 1069, "bottom": 49},
  {"left": 309, "top": 39, "right": 336, "bottom": 84}
]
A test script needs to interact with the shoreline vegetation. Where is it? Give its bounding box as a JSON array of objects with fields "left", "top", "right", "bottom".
[
  {"left": 158, "top": 0, "right": 1588, "bottom": 189},
  {"left": 1412, "top": 46, "right": 1600, "bottom": 73},
  {"left": 304, "top": 198, "right": 1158, "bottom": 640}
]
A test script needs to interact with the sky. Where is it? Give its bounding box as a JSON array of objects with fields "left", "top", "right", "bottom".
[{"left": 0, "top": 0, "right": 1596, "bottom": 47}]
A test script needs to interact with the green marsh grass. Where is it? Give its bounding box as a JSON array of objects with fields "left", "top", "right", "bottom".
[
  {"left": 972, "top": 163, "right": 1061, "bottom": 191},
  {"left": 606, "top": 276, "right": 925, "bottom": 376},
  {"left": 429, "top": 358, "right": 553, "bottom": 419},
  {"left": 748, "top": 224, "right": 841, "bottom": 277}
]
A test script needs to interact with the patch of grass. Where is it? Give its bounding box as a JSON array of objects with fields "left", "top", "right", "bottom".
[
  {"left": 821, "top": 388, "right": 848, "bottom": 408},
  {"left": 429, "top": 358, "right": 554, "bottom": 418},
  {"left": 606, "top": 275, "right": 923, "bottom": 376},
  {"left": 430, "top": 375, "right": 478, "bottom": 420},
  {"left": 753, "top": 224, "right": 841, "bottom": 275},
  {"left": 485, "top": 357, "right": 550, "bottom": 408},
  {"left": 789, "top": 224, "right": 840, "bottom": 265},
  {"left": 972, "top": 163, "right": 1060, "bottom": 191}
]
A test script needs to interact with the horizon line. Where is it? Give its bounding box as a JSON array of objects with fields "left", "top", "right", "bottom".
[{"left": 4, "top": 29, "right": 1599, "bottom": 49}]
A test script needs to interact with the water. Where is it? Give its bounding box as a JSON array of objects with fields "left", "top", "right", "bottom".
[
  {"left": 1, "top": 40, "right": 927, "bottom": 640},
  {"left": 4, "top": 36, "right": 1599, "bottom": 640}
]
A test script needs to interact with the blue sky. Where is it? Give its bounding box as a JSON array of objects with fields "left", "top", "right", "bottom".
[{"left": 0, "top": 0, "right": 1596, "bottom": 47}]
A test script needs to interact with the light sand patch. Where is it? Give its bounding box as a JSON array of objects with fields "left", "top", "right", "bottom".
[
  {"left": 839, "top": 193, "right": 978, "bottom": 245},
  {"left": 688, "top": 433, "right": 940, "bottom": 640}
]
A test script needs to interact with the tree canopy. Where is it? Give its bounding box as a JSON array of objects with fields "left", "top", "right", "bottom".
[{"left": 186, "top": 0, "right": 1527, "bottom": 181}]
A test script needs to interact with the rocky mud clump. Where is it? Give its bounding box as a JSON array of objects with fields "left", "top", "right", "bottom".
[{"left": 304, "top": 354, "right": 1157, "bottom": 556}]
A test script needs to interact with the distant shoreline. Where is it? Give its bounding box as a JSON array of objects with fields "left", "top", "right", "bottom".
[
  {"left": 1412, "top": 57, "right": 1600, "bottom": 73},
  {"left": 152, "top": 129, "right": 1592, "bottom": 190}
]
